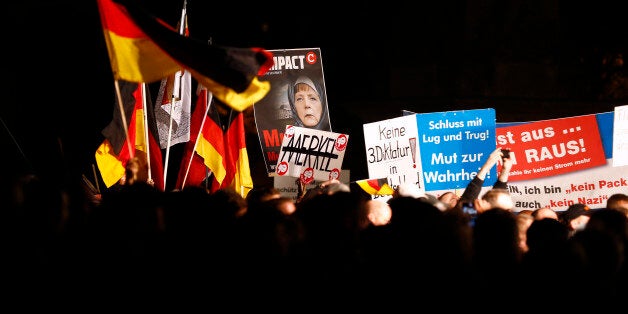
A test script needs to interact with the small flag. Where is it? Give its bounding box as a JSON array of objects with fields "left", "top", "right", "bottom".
[{"left": 355, "top": 178, "right": 395, "bottom": 195}]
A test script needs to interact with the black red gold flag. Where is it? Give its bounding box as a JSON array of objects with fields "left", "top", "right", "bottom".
[
  {"left": 97, "top": 0, "right": 274, "bottom": 111},
  {"left": 355, "top": 178, "right": 395, "bottom": 195},
  {"left": 95, "top": 80, "right": 165, "bottom": 190},
  {"left": 176, "top": 86, "right": 252, "bottom": 197}
]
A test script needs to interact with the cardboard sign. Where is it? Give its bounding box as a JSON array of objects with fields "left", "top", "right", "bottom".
[{"left": 275, "top": 125, "right": 348, "bottom": 183}]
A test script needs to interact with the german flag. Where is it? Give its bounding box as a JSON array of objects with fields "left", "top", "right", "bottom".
[
  {"left": 355, "top": 178, "right": 395, "bottom": 195},
  {"left": 214, "top": 104, "right": 253, "bottom": 197},
  {"left": 97, "top": 0, "right": 274, "bottom": 111},
  {"left": 95, "top": 80, "right": 165, "bottom": 190},
  {"left": 176, "top": 87, "right": 253, "bottom": 197}
]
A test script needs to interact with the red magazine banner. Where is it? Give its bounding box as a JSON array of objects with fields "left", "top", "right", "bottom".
[{"left": 496, "top": 114, "right": 607, "bottom": 181}]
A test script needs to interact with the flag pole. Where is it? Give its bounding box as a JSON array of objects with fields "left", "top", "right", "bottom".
[
  {"left": 162, "top": 72, "right": 179, "bottom": 189},
  {"left": 0, "top": 115, "right": 35, "bottom": 174},
  {"left": 162, "top": 0, "right": 188, "bottom": 190},
  {"left": 114, "top": 80, "right": 134, "bottom": 160},
  {"left": 91, "top": 164, "right": 101, "bottom": 194},
  {"left": 140, "top": 83, "right": 154, "bottom": 187},
  {"left": 178, "top": 0, "right": 187, "bottom": 35},
  {"left": 181, "top": 90, "right": 213, "bottom": 189}
]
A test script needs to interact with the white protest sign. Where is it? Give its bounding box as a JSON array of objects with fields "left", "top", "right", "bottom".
[
  {"left": 613, "top": 105, "right": 628, "bottom": 167},
  {"left": 363, "top": 115, "right": 423, "bottom": 192},
  {"left": 275, "top": 125, "right": 349, "bottom": 183}
]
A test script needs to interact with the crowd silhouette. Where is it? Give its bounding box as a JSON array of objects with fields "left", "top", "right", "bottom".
[{"left": 2, "top": 166, "right": 627, "bottom": 309}]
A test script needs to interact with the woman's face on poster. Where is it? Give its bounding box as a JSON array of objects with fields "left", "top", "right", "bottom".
[{"left": 294, "top": 83, "right": 322, "bottom": 128}]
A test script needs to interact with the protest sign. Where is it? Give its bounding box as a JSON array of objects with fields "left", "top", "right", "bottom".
[
  {"left": 416, "top": 109, "right": 497, "bottom": 191},
  {"left": 495, "top": 114, "right": 606, "bottom": 181},
  {"left": 363, "top": 114, "right": 423, "bottom": 199},
  {"left": 613, "top": 104, "right": 628, "bottom": 167},
  {"left": 423, "top": 111, "right": 627, "bottom": 211},
  {"left": 275, "top": 125, "right": 348, "bottom": 183}
]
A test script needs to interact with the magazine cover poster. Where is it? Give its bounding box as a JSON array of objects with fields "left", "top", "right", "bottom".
[{"left": 253, "top": 48, "right": 332, "bottom": 176}]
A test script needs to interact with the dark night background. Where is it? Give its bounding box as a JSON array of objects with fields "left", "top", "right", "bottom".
[{"left": 3, "top": 0, "right": 627, "bottom": 188}]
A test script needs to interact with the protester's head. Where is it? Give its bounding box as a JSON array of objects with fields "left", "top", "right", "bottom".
[
  {"left": 364, "top": 199, "right": 392, "bottom": 226},
  {"left": 585, "top": 207, "right": 628, "bottom": 243},
  {"left": 559, "top": 203, "right": 593, "bottom": 232},
  {"left": 267, "top": 196, "right": 297, "bottom": 215},
  {"left": 392, "top": 183, "right": 447, "bottom": 211},
  {"left": 124, "top": 156, "right": 143, "bottom": 185},
  {"left": 527, "top": 217, "right": 570, "bottom": 250},
  {"left": 532, "top": 206, "right": 558, "bottom": 220},
  {"left": 210, "top": 187, "right": 248, "bottom": 218},
  {"left": 438, "top": 191, "right": 459, "bottom": 210},
  {"left": 472, "top": 207, "right": 522, "bottom": 268},
  {"left": 246, "top": 186, "right": 281, "bottom": 209},
  {"left": 606, "top": 193, "right": 628, "bottom": 216},
  {"left": 394, "top": 183, "right": 425, "bottom": 199},
  {"left": 247, "top": 186, "right": 280, "bottom": 201},
  {"left": 515, "top": 211, "right": 534, "bottom": 253},
  {"left": 474, "top": 188, "right": 514, "bottom": 213},
  {"left": 321, "top": 181, "right": 350, "bottom": 194},
  {"left": 288, "top": 76, "right": 329, "bottom": 130}
]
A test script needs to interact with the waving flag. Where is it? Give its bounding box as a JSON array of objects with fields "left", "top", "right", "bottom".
[
  {"left": 217, "top": 105, "right": 253, "bottom": 197},
  {"left": 97, "top": 0, "right": 274, "bottom": 111},
  {"left": 95, "top": 80, "right": 165, "bottom": 190},
  {"left": 355, "top": 178, "right": 395, "bottom": 195},
  {"left": 179, "top": 86, "right": 226, "bottom": 188},
  {"left": 176, "top": 86, "right": 252, "bottom": 197},
  {"left": 154, "top": 2, "right": 191, "bottom": 149},
  {"left": 155, "top": 69, "right": 192, "bottom": 148}
]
